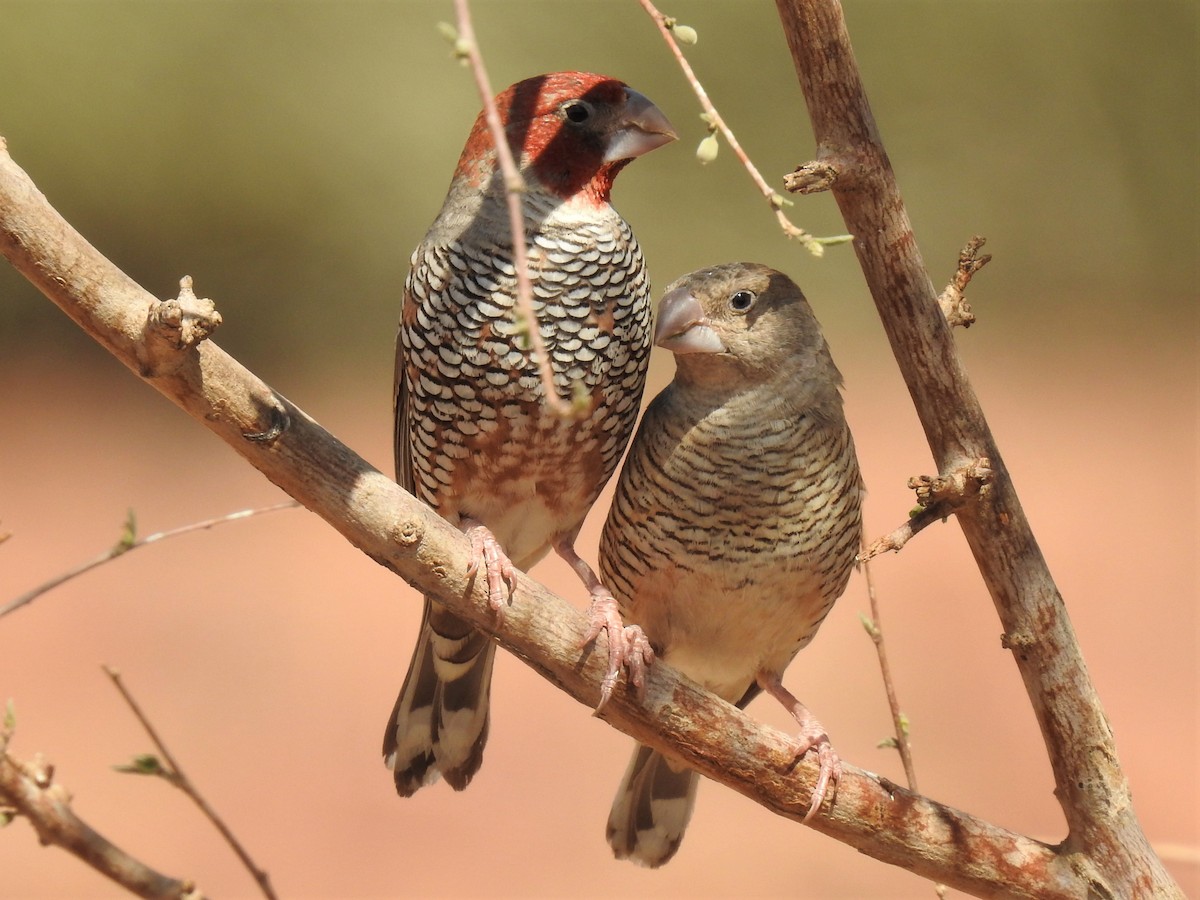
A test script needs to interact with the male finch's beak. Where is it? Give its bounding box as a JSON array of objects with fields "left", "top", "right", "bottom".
[{"left": 603, "top": 89, "right": 678, "bottom": 163}]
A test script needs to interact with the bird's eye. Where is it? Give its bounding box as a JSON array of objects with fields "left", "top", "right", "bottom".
[
  {"left": 562, "top": 101, "right": 592, "bottom": 124},
  {"left": 729, "top": 290, "right": 756, "bottom": 312}
]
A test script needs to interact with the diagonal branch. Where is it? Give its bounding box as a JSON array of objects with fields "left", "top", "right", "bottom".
[
  {"left": 773, "top": 1, "right": 1180, "bottom": 897},
  {"left": 0, "top": 747, "right": 203, "bottom": 899},
  {"left": 1, "top": 136, "right": 1087, "bottom": 898},
  {"left": 638, "top": 0, "right": 850, "bottom": 255}
]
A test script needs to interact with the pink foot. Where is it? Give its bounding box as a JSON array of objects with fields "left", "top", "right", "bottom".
[
  {"left": 462, "top": 518, "right": 516, "bottom": 619},
  {"left": 553, "top": 539, "right": 654, "bottom": 710},
  {"left": 582, "top": 590, "right": 655, "bottom": 711},
  {"left": 757, "top": 672, "right": 840, "bottom": 822},
  {"left": 789, "top": 718, "right": 841, "bottom": 822}
]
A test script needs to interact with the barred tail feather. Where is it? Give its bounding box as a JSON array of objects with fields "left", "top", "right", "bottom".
[
  {"left": 383, "top": 599, "right": 496, "bottom": 796},
  {"left": 607, "top": 743, "right": 699, "bottom": 867}
]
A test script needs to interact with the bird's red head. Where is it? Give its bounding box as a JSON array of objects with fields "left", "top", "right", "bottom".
[{"left": 454, "top": 72, "right": 676, "bottom": 206}]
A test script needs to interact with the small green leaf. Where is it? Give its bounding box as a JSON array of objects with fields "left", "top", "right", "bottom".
[
  {"left": 113, "top": 509, "right": 137, "bottom": 555},
  {"left": 671, "top": 24, "right": 698, "bottom": 45},
  {"left": 570, "top": 381, "right": 591, "bottom": 417},
  {"left": 3, "top": 699, "right": 15, "bottom": 733},
  {"left": 858, "top": 611, "right": 880, "bottom": 638},
  {"left": 114, "top": 753, "right": 165, "bottom": 776},
  {"left": 512, "top": 318, "right": 532, "bottom": 350},
  {"left": 696, "top": 133, "right": 720, "bottom": 164},
  {"left": 435, "top": 21, "right": 459, "bottom": 43},
  {"left": 877, "top": 736, "right": 899, "bottom": 750},
  {"left": 898, "top": 712, "right": 911, "bottom": 736},
  {"left": 813, "top": 233, "right": 854, "bottom": 246}
]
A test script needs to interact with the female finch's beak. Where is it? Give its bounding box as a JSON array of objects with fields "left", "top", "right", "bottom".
[
  {"left": 602, "top": 89, "right": 678, "bottom": 163},
  {"left": 654, "top": 287, "right": 726, "bottom": 355}
]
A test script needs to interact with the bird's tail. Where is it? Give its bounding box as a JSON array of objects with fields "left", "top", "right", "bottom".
[
  {"left": 382, "top": 598, "right": 496, "bottom": 796},
  {"left": 607, "top": 742, "right": 700, "bottom": 867}
]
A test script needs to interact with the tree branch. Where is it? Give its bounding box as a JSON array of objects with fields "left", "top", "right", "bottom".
[
  {"left": 0, "top": 747, "right": 203, "bottom": 899},
  {"left": 774, "top": 1, "right": 1180, "bottom": 896},
  {"left": 2, "top": 134, "right": 1087, "bottom": 897}
]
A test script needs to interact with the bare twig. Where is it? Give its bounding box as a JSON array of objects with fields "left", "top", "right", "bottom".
[
  {"left": 858, "top": 548, "right": 950, "bottom": 898},
  {"left": 859, "top": 551, "right": 918, "bottom": 790},
  {"left": 0, "top": 746, "right": 204, "bottom": 899},
  {"left": 0, "top": 502, "right": 300, "bottom": 619},
  {"left": 937, "top": 236, "right": 991, "bottom": 328},
  {"left": 638, "top": 0, "right": 851, "bottom": 255},
  {"left": 103, "top": 666, "right": 277, "bottom": 900},
  {"left": 857, "top": 503, "right": 947, "bottom": 562},
  {"left": 450, "top": 0, "right": 575, "bottom": 417},
  {"left": 858, "top": 460, "right": 992, "bottom": 563},
  {"left": 0, "top": 138, "right": 1096, "bottom": 897}
]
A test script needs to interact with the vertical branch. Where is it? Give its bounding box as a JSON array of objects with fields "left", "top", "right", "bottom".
[
  {"left": 859, "top": 554, "right": 918, "bottom": 791},
  {"left": 773, "top": 1, "right": 1179, "bottom": 896},
  {"left": 860, "top": 551, "right": 949, "bottom": 899}
]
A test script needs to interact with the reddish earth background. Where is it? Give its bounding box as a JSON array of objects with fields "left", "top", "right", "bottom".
[{"left": 0, "top": 336, "right": 1194, "bottom": 898}]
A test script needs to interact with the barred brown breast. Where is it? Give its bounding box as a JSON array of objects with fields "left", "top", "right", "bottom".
[{"left": 599, "top": 262, "right": 864, "bottom": 867}]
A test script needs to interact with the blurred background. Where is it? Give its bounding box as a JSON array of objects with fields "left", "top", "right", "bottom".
[{"left": 1, "top": 1, "right": 1195, "bottom": 897}]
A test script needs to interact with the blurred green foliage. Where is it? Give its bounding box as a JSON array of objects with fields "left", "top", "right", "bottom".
[{"left": 1, "top": 1, "right": 1195, "bottom": 381}]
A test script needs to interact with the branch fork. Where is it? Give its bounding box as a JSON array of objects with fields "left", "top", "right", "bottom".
[
  {"left": 858, "top": 458, "right": 993, "bottom": 562},
  {"left": 1, "top": 743, "right": 204, "bottom": 899},
  {"left": 909, "top": 457, "right": 994, "bottom": 510}
]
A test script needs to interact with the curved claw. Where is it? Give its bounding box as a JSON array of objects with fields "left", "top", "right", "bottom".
[
  {"left": 582, "top": 591, "right": 655, "bottom": 711},
  {"left": 800, "top": 738, "right": 841, "bottom": 823},
  {"left": 755, "top": 672, "right": 840, "bottom": 823},
  {"left": 462, "top": 519, "right": 516, "bottom": 620}
]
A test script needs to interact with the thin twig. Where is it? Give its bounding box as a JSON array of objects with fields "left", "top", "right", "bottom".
[
  {"left": 103, "top": 666, "right": 277, "bottom": 900},
  {"left": 858, "top": 460, "right": 992, "bottom": 563},
  {"left": 0, "top": 502, "right": 299, "bottom": 619},
  {"left": 859, "top": 544, "right": 919, "bottom": 790},
  {"left": 639, "top": 0, "right": 850, "bottom": 255},
  {"left": 861, "top": 550, "right": 949, "bottom": 898},
  {"left": 857, "top": 503, "right": 947, "bottom": 562},
  {"left": 451, "top": 0, "right": 574, "bottom": 417}
]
